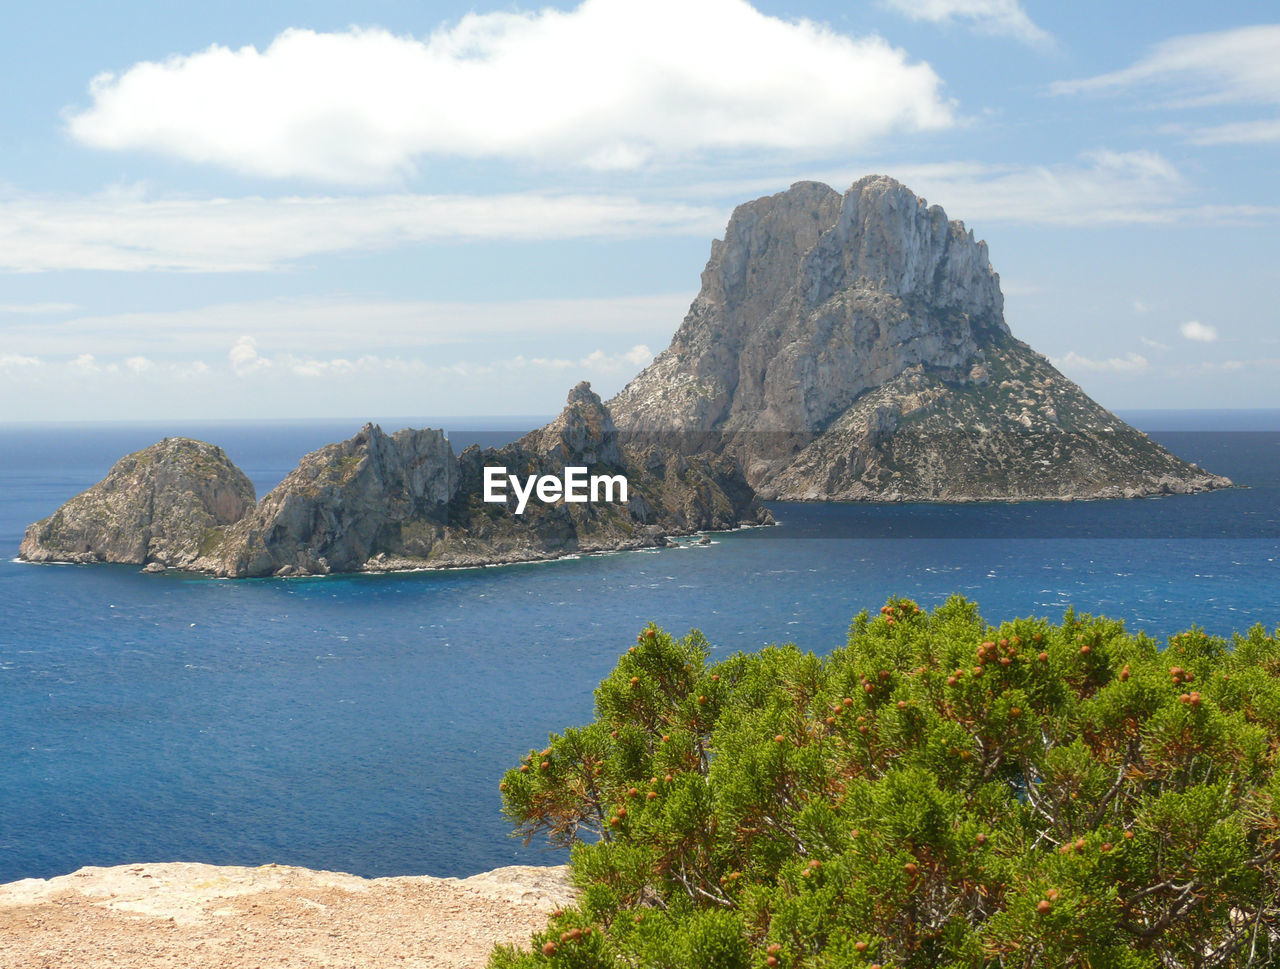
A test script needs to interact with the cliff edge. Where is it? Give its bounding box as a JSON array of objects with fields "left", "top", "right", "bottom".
[{"left": 0, "top": 861, "right": 572, "bottom": 969}]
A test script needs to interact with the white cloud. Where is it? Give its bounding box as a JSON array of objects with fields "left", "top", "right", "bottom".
[
  {"left": 264, "top": 344, "right": 658, "bottom": 385},
  {"left": 505, "top": 355, "right": 576, "bottom": 372},
  {"left": 0, "top": 354, "right": 42, "bottom": 370},
  {"left": 0, "top": 189, "right": 721, "bottom": 273},
  {"left": 69, "top": 353, "right": 109, "bottom": 375},
  {"left": 692, "top": 151, "right": 1280, "bottom": 228},
  {"left": 887, "top": 151, "right": 1189, "bottom": 226},
  {"left": 65, "top": 1, "right": 955, "bottom": 184},
  {"left": 2, "top": 294, "right": 690, "bottom": 359},
  {"left": 280, "top": 354, "right": 435, "bottom": 378},
  {"left": 1052, "top": 25, "right": 1280, "bottom": 144},
  {"left": 1180, "top": 320, "right": 1219, "bottom": 343},
  {"left": 881, "top": 0, "right": 1050, "bottom": 46},
  {"left": 1179, "top": 118, "right": 1280, "bottom": 146},
  {"left": 124, "top": 355, "right": 152, "bottom": 374},
  {"left": 621, "top": 344, "right": 655, "bottom": 367},
  {"left": 229, "top": 336, "right": 272, "bottom": 376},
  {"left": 0, "top": 302, "right": 77, "bottom": 314},
  {"left": 1055, "top": 351, "right": 1149, "bottom": 374},
  {"left": 1139, "top": 336, "right": 1170, "bottom": 350},
  {"left": 1132, "top": 299, "right": 1150, "bottom": 313},
  {"left": 579, "top": 344, "right": 655, "bottom": 372}
]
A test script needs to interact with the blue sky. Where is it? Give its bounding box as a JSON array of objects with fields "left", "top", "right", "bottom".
[{"left": 1, "top": 0, "right": 1276, "bottom": 420}]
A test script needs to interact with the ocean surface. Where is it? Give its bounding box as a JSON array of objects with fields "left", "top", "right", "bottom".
[{"left": 2, "top": 413, "right": 1280, "bottom": 883}]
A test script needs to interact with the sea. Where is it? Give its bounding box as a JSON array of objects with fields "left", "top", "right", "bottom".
[{"left": 2, "top": 411, "right": 1279, "bottom": 884}]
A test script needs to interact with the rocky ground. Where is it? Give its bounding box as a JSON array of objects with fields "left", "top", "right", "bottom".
[{"left": 0, "top": 861, "right": 574, "bottom": 969}]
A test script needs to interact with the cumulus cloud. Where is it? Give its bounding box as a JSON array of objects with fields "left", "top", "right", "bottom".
[
  {"left": 0, "top": 354, "right": 42, "bottom": 370},
  {"left": 65, "top": 0, "right": 955, "bottom": 184},
  {"left": 881, "top": 0, "right": 1050, "bottom": 46},
  {"left": 0, "top": 189, "right": 720, "bottom": 273},
  {"left": 1180, "top": 320, "right": 1219, "bottom": 343},
  {"left": 580, "top": 344, "right": 654, "bottom": 371},
  {"left": 229, "top": 336, "right": 271, "bottom": 376},
  {"left": 1052, "top": 25, "right": 1280, "bottom": 144},
  {"left": 69, "top": 353, "right": 109, "bottom": 375},
  {"left": 1055, "top": 351, "right": 1149, "bottom": 374}
]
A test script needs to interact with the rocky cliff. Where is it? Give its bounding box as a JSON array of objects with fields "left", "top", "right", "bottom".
[
  {"left": 609, "top": 175, "right": 1230, "bottom": 500},
  {"left": 20, "top": 383, "right": 770, "bottom": 577}
]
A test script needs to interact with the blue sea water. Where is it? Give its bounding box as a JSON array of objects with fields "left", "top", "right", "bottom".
[{"left": 2, "top": 414, "right": 1280, "bottom": 884}]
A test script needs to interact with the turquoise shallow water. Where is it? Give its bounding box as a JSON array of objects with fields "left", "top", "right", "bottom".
[{"left": 1, "top": 420, "right": 1279, "bottom": 881}]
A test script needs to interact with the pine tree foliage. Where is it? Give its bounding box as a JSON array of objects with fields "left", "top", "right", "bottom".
[{"left": 492, "top": 597, "right": 1280, "bottom": 968}]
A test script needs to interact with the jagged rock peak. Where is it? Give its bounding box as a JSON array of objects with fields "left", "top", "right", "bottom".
[
  {"left": 814, "top": 175, "right": 1005, "bottom": 329},
  {"left": 611, "top": 175, "right": 1010, "bottom": 448},
  {"left": 521, "top": 381, "right": 622, "bottom": 467},
  {"left": 701, "top": 174, "right": 1004, "bottom": 328},
  {"left": 210, "top": 422, "right": 460, "bottom": 577}
]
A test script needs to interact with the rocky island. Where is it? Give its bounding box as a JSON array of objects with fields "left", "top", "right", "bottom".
[
  {"left": 20, "top": 175, "right": 1230, "bottom": 575},
  {"left": 20, "top": 383, "right": 770, "bottom": 576},
  {"left": 609, "top": 175, "right": 1231, "bottom": 501}
]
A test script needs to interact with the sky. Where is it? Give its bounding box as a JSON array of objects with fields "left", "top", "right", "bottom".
[{"left": 1, "top": 0, "right": 1277, "bottom": 421}]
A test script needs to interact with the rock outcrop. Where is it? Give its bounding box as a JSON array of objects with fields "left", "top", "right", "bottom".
[
  {"left": 206, "top": 425, "right": 459, "bottom": 577},
  {"left": 0, "top": 861, "right": 574, "bottom": 969},
  {"left": 18, "top": 438, "right": 255, "bottom": 567},
  {"left": 20, "top": 383, "right": 770, "bottom": 577},
  {"left": 609, "top": 175, "right": 1230, "bottom": 501}
]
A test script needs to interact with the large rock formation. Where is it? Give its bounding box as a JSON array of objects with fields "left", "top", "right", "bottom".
[
  {"left": 18, "top": 438, "right": 255, "bottom": 568},
  {"left": 20, "top": 383, "right": 770, "bottom": 577},
  {"left": 609, "top": 175, "right": 1230, "bottom": 501}
]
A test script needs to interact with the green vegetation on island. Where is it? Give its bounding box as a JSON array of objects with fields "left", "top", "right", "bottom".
[{"left": 494, "top": 598, "right": 1280, "bottom": 968}]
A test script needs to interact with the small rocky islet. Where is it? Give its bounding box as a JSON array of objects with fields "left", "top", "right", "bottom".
[{"left": 20, "top": 175, "right": 1229, "bottom": 577}]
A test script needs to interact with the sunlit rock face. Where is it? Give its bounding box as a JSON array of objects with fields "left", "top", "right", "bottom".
[{"left": 610, "top": 175, "right": 1230, "bottom": 501}]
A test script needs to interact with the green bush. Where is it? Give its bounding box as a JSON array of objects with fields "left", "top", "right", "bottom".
[{"left": 491, "top": 597, "right": 1280, "bottom": 968}]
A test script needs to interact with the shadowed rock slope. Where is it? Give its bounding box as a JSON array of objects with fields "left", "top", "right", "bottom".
[
  {"left": 609, "top": 175, "right": 1230, "bottom": 501},
  {"left": 20, "top": 383, "right": 769, "bottom": 577}
]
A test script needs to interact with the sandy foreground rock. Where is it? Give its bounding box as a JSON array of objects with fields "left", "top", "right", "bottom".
[{"left": 0, "top": 861, "right": 574, "bottom": 968}]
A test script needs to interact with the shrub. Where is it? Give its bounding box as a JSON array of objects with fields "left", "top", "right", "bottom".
[{"left": 491, "top": 597, "right": 1280, "bottom": 968}]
